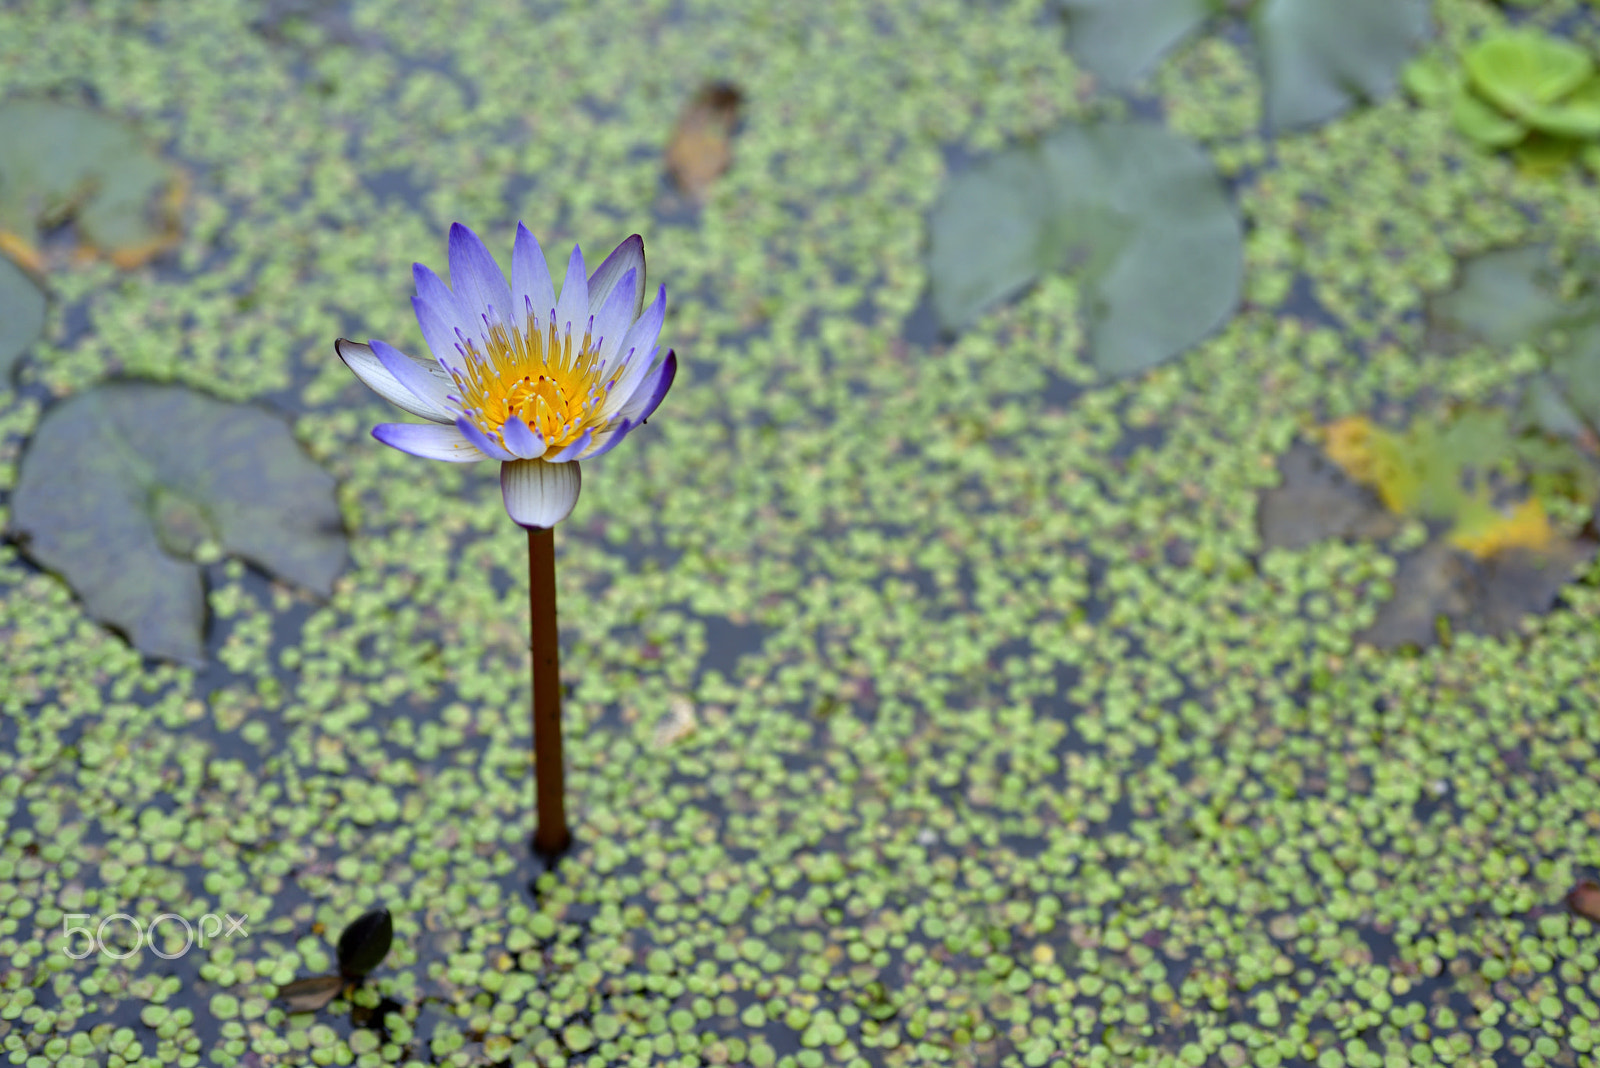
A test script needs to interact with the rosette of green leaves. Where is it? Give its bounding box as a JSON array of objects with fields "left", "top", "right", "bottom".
[{"left": 1405, "top": 29, "right": 1600, "bottom": 174}]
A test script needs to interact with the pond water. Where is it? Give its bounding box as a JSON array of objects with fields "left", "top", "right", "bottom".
[{"left": 1, "top": 1, "right": 1599, "bottom": 1067}]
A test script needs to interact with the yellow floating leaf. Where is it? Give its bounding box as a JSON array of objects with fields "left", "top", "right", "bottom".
[
  {"left": 1319, "top": 416, "right": 1417, "bottom": 513},
  {"left": 1321, "top": 416, "right": 1377, "bottom": 480},
  {"left": 1448, "top": 496, "right": 1556, "bottom": 558}
]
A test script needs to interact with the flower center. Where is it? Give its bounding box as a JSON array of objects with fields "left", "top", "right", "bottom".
[{"left": 451, "top": 312, "right": 613, "bottom": 449}]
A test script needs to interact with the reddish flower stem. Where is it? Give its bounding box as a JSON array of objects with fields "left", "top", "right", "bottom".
[{"left": 528, "top": 526, "right": 570, "bottom": 858}]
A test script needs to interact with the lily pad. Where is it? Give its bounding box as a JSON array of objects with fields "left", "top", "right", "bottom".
[
  {"left": 1463, "top": 29, "right": 1593, "bottom": 124},
  {"left": 1253, "top": 0, "right": 1430, "bottom": 130},
  {"left": 0, "top": 254, "right": 46, "bottom": 383},
  {"left": 926, "top": 120, "right": 1242, "bottom": 377},
  {"left": 1426, "top": 245, "right": 1574, "bottom": 352},
  {"left": 1548, "top": 333, "right": 1600, "bottom": 439},
  {"left": 9, "top": 382, "right": 346, "bottom": 666},
  {"left": 1426, "top": 244, "right": 1600, "bottom": 437},
  {"left": 1517, "top": 374, "right": 1591, "bottom": 442},
  {"left": 1056, "top": 0, "right": 1216, "bottom": 90},
  {"left": 0, "top": 100, "right": 184, "bottom": 272}
]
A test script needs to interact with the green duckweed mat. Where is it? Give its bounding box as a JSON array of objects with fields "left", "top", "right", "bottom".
[{"left": 1, "top": 1, "right": 1599, "bottom": 1066}]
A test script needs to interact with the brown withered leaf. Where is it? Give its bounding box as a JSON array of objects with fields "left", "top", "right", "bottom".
[
  {"left": 1257, "top": 442, "right": 1399, "bottom": 551},
  {"left": 665, "top": 83, "right": 742, "bottom": 202},
  {"left": 276, "top": 974, "right": 345, "bottom": 1012},
  {"left": 1568, "top": 879, "right": 1600, "bottom": 923}
]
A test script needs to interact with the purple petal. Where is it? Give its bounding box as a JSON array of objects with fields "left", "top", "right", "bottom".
[
  {"left": 590, "top": 268, "right": 637, "bottom": 369},
  {"left": 616, "top": 349, "right": 676, "bottom": 425},
  {"left": 501, "top": 458, "right": 581, "bottom": 529},
  {"left": 499, "top": 414, "right": 544, "bottom": 459},
  {"left": 545, "top": 427, "right": 593, "bottom": 462},
  {"left": 578, "top": 418, "right": 636, "bottom": 460},
  {"left": 372, "top": 422, "right": 491, "bottom": 462},
  {"left": 511, "top": 223, "right": 557, "bottom": 328},
  {"left": 369, "top": 338, "right": 458, "bottom": 418},
  {"left": 336, "top": 338, "right": 457, "bottom": 423},
  {"left": 552, "top": 245, "right": 589, "bottom": 338},
  {"left": 587, "top": 234, "right": 646, "bottom": 319},
  {"left": 600, "top": 286, "right": 667, "bottom": 418},
  {"left": 412, "top": 263, "right": 474, "bottom": 347},
  {"left": 453, "top": 415, "right": 517, "bottom": 461},
  {"left": 412, "top": 295, "right": 464, "bottom": 367},
  {"left": 448, "top": 223, "right": 515, "bottom": 333}
]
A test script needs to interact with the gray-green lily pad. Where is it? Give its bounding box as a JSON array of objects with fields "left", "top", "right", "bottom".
[
  {"left": 0, "top": 100, "right": 183, "bottom": 270},
  {"left": 1548, "top": 328, "right": 1600, "bottom": 437},
  {"left": 1056, "top": 0, "right": 1216, "bottom": 90},
  {"left": 1253, "top": 0, "right": 1430, "bottom": 130},
  {"left": 0, "top": 254, "right": 45, "bottom": 383},
  {"left": 1429, "top": 246, "right": 1600, "bottom": 435},
  {"left": 1425, "top": 245, "right": 1575, "bottom": 352},
  {"left": 9, "top": 382, "right": 346, "bottom": 666},
  {"left": 927, "top": 120, "right": 1242, "bottom": 377},
  {"left": 1517, "top": 374, "right": 1591, "bottom": 441}
]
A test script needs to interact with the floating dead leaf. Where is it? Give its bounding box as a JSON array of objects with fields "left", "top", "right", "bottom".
[
  {"left": 1568, "top": 879, "right": 1600, "bottom": 922},
  {"left": 1447, "top": 496, "right": 1556, "bottom": 556},
  {"left": 276, "top": 974, "right": 344, "bottom": 1012},
  {"left": 1358, "top": 537, "right": 1592, "bottom": 650},
  {"left": 652, "top": 696, "right": 697, "bottom": 747},
  {"left": 665, "top": 83, "right": 742, "bottom": 202},
  {"left": 1321, "top": 417, "right": 1406, "bottom": 509},
  {"left": 1264, "top": 408, "right": 1600, "bottom": 650},
  {"left": 1316, "top": 410, "right": 1592, "bottom": 560},
  {"left": 1257, "top": 442, "right": 1399, "bottom": 550}
]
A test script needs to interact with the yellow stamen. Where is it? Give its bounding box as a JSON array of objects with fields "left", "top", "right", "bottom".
[{"left": 450, "top": 313, "right": 614, "bottom": 450}]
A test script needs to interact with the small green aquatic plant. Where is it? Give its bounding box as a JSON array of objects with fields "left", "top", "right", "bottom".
[
  {"left": 275, "top": 907, "right": 395, "bottom": 1012},
  {"left": 336, "top": 223, "right": 677, "bottom": 858},
  {"left": 1406, "top": 28, "right": 1600, "bottom": 174}
]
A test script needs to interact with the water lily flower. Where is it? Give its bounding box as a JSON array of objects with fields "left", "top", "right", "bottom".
[
  {"left": 336, "top": 222, "right": 678, "bottom": 858},
  {"left": 336, "top": 222, "right": 676, "bottom": 528}
]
